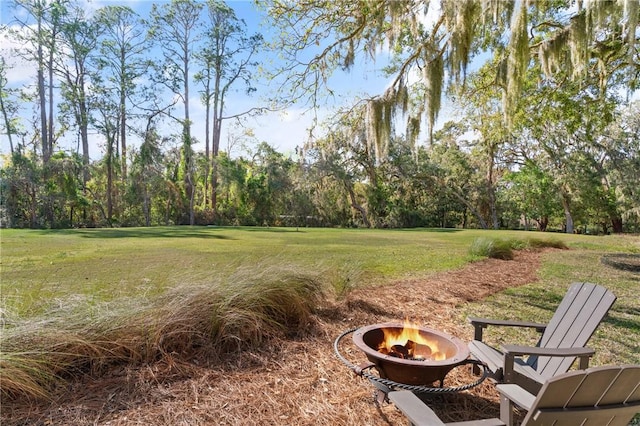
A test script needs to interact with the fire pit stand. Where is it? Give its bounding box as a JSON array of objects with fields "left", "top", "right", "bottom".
[{"left": 334, "top": 325, "right": 489, "bottom": 400}]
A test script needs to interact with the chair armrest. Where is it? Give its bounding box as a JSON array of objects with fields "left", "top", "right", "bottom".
[
  {"left": 467, "top": 316, "right": 547, "bottom": 341},
  {"left": 501, "top": 345, "right": 595, "bottom": 358},
  {"left": 502, "top": 345, "right": 595, "bottom": 382},
  {"left": 389, "top": 391, "right": 506, "bottom": 426},
  {"left": 496, "top": 384, "right": 536, "bottom": 426},
  {"left": 388, "top": 391, "right": 446, "bottom": 426},
  {"left": 496, "top": 384, "right": 536, "bottom": 410}
]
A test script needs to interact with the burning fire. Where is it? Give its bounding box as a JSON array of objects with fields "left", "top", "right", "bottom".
[{"left": 377, "top": 319, "right": 446, "bottom": 361}]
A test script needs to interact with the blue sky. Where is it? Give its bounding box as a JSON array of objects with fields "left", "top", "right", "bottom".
[{"left": 0, "top": 0, "right": 395, "bottom": 160}]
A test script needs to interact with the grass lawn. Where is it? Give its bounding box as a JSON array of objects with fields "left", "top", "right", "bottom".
[
  {"left": 461, "top": 247, "right": 640, "bottom": 367},
  {"left": 1, "top": 227, "right": 556, "bottom": 317},
  {"left": 2, "top": 226, "right": 478, "bottom": 317},
  {"left": 3, "top": 226, "right": 637, "bottom": 318},
  {"left": 1, "top": 226, "right": 639, "bottom": 405}
]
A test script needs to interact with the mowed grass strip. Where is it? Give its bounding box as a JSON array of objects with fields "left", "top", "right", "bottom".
[{"left": 1, "top": 227, "right": 639, "bottom": 401}]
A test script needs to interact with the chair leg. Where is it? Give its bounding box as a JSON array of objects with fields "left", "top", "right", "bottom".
[{"left": 500, "top": 394, "right": 514, "bottom": 426}]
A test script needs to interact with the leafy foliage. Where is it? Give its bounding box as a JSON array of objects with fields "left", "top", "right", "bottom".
[{"left": 1, "top": 0, "right": 639, "bottom": 232}]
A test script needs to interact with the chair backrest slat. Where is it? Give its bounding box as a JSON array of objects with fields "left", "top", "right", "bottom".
[
  {"left": 527, "top": 282, "right": 616, "bottom": 378},
  {"left": 529, "top": 403, "right": 640, "bottom": 426},
  {"left": 534, "top": 371, "right": 583, "bottom": 407},
  {"left": 600, "top": 366, "right": 640, "bottom": 405},
  {"left": 523, "top": 365, "right": 640, "bottom": 426},
  {"left": 564, "top": 367, "right": 621, "bottom": 406}
]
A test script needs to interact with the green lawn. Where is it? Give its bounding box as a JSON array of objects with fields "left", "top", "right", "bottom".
[{"left": 2, "top": 226, "right": 638, "bottom": 319}]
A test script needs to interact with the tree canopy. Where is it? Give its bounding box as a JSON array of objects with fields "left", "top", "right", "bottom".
[
  {"left": 1, "top": 0, "right": 639, "bottom": 233},
  {"left": 261, "top": 0, "right": 639, "bottom": 146}
]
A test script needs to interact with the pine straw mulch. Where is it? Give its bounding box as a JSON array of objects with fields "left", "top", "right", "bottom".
[{"left": 1, "top": 249, "right": 546, "bottom": 426}]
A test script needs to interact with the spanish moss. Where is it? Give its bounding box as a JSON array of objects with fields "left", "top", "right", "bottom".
[
  {"left": 425, "top": 53, "right": 444, "bottom": 140},
  {"left": 505, "top": 1, "right": 529, "bottom": 123}
]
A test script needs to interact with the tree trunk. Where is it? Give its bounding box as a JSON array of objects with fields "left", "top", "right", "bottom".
[
  {"left": 451, "top": 190, "right": 488, "bottom": 229},
  {"left": 106, "top": 134, "right": 113, "bottom": 223},
  {"left": 536, "top": 216, "right": 549, "bottom": 232},
  {"left": 561, "top": 194, "right": 574, "bottom": 234},
  {"left": 37, "top": 65, "right": 48, "bottom": 162},
  {"left": 204, "top": 78, "right": 211, "bottom": 210},
  {"left": 30, "top": 186, "right": 38, "bottom": 228},
  {"left": 119, "top": 48, "right": 128, "bottom": 179},
  {"left": 47, "top": 45, "right": 55, "bottom": 163},
  {"left": 211, "top": 116, "right": 222, "bottom": 220},
  {"left": 487, "top": 154, "right": 499, "bottom": 229},
  {"left": 189, "top": 173, "right": 195, "bottom": 225},
  {"left": 0, "top": 85, "right": 14, "bottom": 154},
  {"left": 211, "top": 160, "right": 218, "bottom": 220},
  {"left": 611, "top": 216, "right": 623, "bottom": 233},
  {"left": 143, "top": 185, "right": 151, "bottom": 227},
  {"left": 183, "top": 43, "right": 195, "bottom": 226},
  {"left": 346, "top": 183, "right": 370, "bottom": 228},
  {"left": 80, "top": 96, "right": 90, "bottom": 186}
]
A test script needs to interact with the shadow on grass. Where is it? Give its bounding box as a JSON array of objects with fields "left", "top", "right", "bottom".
[
  {"left": 396, "top": 227, "right": 462, "bottom": 233},
  {"left": 602, "top": 310, "right": 640, "bottom": 361},
  {"left": 601, "top": 253, "right": 640, "bottom": 273},
  {"left": 604, "top": 313, "right": 640, "bottom": 332},
  {"left": 503, "top": 290, "right": 564, "bottom": 315},
  {"left": 37, "top": 227, "right": 236, "bottom": 240},
  {"left": 241, "top": 226, "right": 307, "bottom": 233}
]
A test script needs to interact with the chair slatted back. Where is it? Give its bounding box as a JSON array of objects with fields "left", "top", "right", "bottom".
[
  {"left": 528, "top": 282, "right": 616, "bottom": 379},
  {"left": 524, "top": 365, "right": 640, "bottom": 426}
]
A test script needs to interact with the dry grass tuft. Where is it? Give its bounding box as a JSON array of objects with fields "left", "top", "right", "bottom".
[{"left": 0, "top": 262, "right": 330, "bottom": 402}]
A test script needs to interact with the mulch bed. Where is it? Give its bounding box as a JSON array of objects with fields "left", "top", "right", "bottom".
[{"left": 1, "top": 250, "right": 544, "bottom": 425}]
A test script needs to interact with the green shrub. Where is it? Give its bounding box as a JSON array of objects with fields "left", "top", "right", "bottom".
[
  {"left": 488, "top": 239, "right": 515, "bottom": 260},
  {"left": 469, "top": 237, "right": 492, "bottom": 258}
]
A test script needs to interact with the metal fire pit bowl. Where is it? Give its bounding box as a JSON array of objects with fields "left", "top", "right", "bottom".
[{"left": 352, "top": 322, "right": 470, "bottom": 386}]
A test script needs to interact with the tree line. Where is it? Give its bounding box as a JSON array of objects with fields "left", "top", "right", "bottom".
[{"left": 1, "top": 0, "right": 639, "bottom": 232}]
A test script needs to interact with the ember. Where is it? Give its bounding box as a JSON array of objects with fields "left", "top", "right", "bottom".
[
  {"left": 381, "top": 340, "right": 432, "bottom": 360},
  {"left": 377, "top": 319, "right": 445, "bottom": 361}
]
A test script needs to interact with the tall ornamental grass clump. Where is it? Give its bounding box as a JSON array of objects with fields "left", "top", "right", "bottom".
[
  {"left": 469, "top": 236, "right": 568, "bottom": 260},
  {"left": 469, "top": 237, "right": 515, "bottom": 260},
  {"left": 0, "top": 263, "right": 330, "bottom": 401}
]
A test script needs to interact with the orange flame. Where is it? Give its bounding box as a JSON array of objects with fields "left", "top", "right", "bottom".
[{"left": 377, "top": 319, "right": 446, "bottom": 361}]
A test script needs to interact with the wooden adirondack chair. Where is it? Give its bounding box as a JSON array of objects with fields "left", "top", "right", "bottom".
[
  {"left": 467, "top": 282, "right": 616, "bottom": 394},
  {"left": 388, "top": 364, "right": 640, "bottom": 426}
]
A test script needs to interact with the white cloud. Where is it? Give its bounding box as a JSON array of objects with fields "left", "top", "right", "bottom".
[
  {"left": 250, "top": 108, "right": 318, "bottom": 152},
  {"left": 1, "top": 26, "right": 37, "bottom": 86}
]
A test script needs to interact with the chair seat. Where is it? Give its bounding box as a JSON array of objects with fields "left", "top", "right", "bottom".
[{"left": 468, "top": 340, "right": 544, "bottom": 385}]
